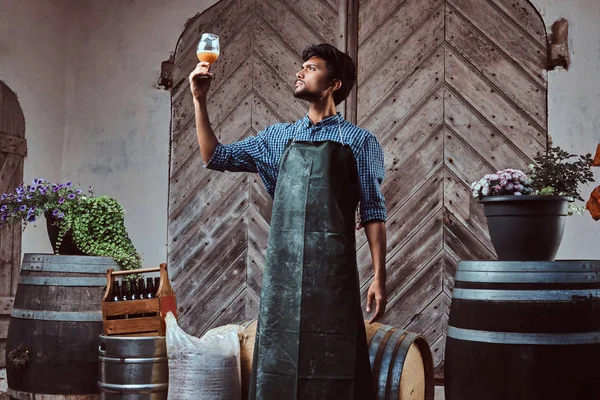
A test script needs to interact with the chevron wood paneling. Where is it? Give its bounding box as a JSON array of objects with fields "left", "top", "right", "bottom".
[
  {"left": 168, "top": 0, "right": 548, "bottom": 382},
  {"left": 169, "top": 0, "right": 339, "bottom": 337},
  {"left": 0, "top": 81, "right": 26, "bottom": 367},
  {"left": 356, "top": 0, "right": 547, "bottom": 380}
]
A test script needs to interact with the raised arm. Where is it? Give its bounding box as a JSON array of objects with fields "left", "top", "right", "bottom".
[{"left": 189, "top": 61, "right": 219, "bottom": 165}]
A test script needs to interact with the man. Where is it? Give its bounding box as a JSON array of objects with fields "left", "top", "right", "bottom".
[{"left": 189, "top": 43, "right": 386, "bottom": 400}]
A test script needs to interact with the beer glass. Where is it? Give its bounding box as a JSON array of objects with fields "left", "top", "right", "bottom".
[{"left": 197, "top": 33, "right": 220, "bottom": 64}]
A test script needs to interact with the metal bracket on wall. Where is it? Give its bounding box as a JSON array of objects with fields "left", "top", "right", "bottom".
[
  {"left": 158, "top": 54, "right": 174, "bottom": 90},
  {"left": 548, "top": 18, "right": 570, "bottom": 71}
]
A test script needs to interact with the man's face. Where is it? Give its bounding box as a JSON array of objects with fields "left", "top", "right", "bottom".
[{"left": 294, "top": 57, "right": 334, "bottom": 102}]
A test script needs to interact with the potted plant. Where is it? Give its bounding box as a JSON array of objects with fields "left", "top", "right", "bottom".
[
  {"left": 471, "top": 147, "right": 594, "bottom": 261},
  {"left": 0, "top": 178, "right": 141, "bottom": 272}
]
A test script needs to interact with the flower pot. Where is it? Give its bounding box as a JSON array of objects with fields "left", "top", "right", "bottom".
[
  {"left": 479, "top": 195, "right": 571, "bottom": 261},
  {"left": 44, "top": 211, "right": 84, "bottom": 255}
]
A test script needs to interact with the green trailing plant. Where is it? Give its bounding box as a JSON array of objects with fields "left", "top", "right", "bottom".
[
  {"left": 56, "top": 195, "right": 142, "bottom": 272},
  {"left": 0, "top": 179, "right": 142, "bottom": 272}
]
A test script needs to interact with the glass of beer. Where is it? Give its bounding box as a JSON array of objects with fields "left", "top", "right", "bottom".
[{"left": 197, "top": 33, "right": 220, "bottom": 65}]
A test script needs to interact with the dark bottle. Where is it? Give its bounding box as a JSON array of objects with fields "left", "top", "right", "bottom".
[
  {"left": 121, "top": 280, "right": 129, "bottom": 302},
  {"left": 130, "top": 280, "right": 139, "bottom": 301},
  {"left": 112, "top": 281, "right": 121, "bottom": 302},
  {"left": 137, "top": 278, "right": 146, "bottom": 300},
  {"left": 154, "top": 277, "right": 160, "bottom": 297},
  {"left": 146, "top": 278, "right": 155, "bottom": 299}
]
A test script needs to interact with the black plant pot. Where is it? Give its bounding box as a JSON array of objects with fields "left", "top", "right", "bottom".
[
  {"left": 480, "top": 195, "right": 572, "bottom": 261},
  {"left": 44, "top": 212, "right": 84, "bottom": 255}
]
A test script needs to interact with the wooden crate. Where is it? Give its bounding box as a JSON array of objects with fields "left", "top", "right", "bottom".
[{"left": 101, "top": 263, "right": 177, "bottom": 336}]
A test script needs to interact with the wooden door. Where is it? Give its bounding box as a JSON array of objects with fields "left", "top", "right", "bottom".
[
  {"left": 355, "top": 0, "right": 547, "bottom": 377},
  {"left": 168, "top": 0, "right": 342, "bottom": 337},
  {"left": 168, "top": 0, "right": 548, "bottom": 379},
  {"left": 0, "top": 81, "right": 27, "bottom": 367}
]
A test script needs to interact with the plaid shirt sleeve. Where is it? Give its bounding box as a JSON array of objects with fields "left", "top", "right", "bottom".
[
  {"left": 357, "top": 133, "right": 387, "bottom": 223},
  {"left": 203, "top": 128, "right": 268, "bottom": 173}
]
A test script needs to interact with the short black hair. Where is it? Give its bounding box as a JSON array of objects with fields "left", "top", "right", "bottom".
[{"left": 302, "top": 44, "right": 357, "bottom": 106}]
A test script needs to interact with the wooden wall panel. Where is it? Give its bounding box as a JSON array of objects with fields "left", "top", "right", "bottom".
[
  {"left": 356, "top": 0, "right": 547, "bottom": 379},
  {"left": 169, "top": 0, "right": 339, "bottom": 336},
  {"left": 0, "top": 81, "right": 26, "bottom": 367}
]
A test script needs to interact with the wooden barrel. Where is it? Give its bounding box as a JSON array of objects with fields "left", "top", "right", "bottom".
[
  {"left": 445, "top": 260, "right": 600, "bottom": 400},
  {"left": 237, "top": 319, "right": 434, "bottom": 400},
  {"left": 6, "top": 254, "right": 118, "bottom": 399},
  {"left": 97, "top": 335, "right": 168, "bottom": 399}
]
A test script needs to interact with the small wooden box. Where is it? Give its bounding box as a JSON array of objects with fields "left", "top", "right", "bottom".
[{"left": 101, "top": 263, "right": 177, "bottom": 336}]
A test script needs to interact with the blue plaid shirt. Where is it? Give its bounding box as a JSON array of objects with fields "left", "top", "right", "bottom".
[{"left": 205, "top": 112, "right": 386, "bottom": 223}]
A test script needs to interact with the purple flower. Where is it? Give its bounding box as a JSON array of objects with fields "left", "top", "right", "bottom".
[
  {"left": 29, "top": 186, "right": 37, "bottom": 193},
  {"left": 58, "top": 198, "right": 65, "bottom": 204},
  {"left": 28, "top": 214, "right": 36, "bottom": 222},
  {"left": 39, "top": 188, "right": 47, "bottom": 195},
  {"left": 67, "top": 193, "right": 76, "bottom": 200},
  {"left": 0, "top": 214, "right": 6, "bottom": 221},
  {"left": 65, "top": 182, "right": 72, "bottom": 187},
  {"left": 52, "top": 209, "right": 59, "bottom": 217},
  {"left": 26, "top": 193, "right": 33, "bottom": 200},
  {"left": 19, "top": 205, "right": 26, "bottom": 212},
  {"left": 52, "top": 186, "right": 59, "bottom": 193},
  {"left": 37, "top": 178, "right": 45, "bottom": 183},
  {"left": 76, "top": 190, "right": 82, "bottom": 194},
  {"left": 58, "top": 212, "right": 65, "bottom": 219},
  {"left": 1, "top": 194, "right": 6, "bottom": 200},
  {"left": 16, "top": 196, "right": 23, "bottom": 203}
]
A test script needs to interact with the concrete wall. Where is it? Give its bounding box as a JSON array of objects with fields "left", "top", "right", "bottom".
[
  {"left": 1, "top": 0, "right": 599, "bottom": 267},
  {"left": 534, "top": 0, "right": 600, "bottom": 258},
  {"left": 0, "top": 0, "right": 71, "bottom": 254},
  {"left": 60, "top": 0, "right": 216, "bottom": 267}
]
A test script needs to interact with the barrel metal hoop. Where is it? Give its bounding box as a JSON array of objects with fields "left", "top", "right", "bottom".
[
  {"left": 11, "top": 308, "right": 102, "bottom": 321},
  {"left": 455, "top": 271, "right": 600, "bottom": 284},
  {"left": 368, "top": 324, "right": 393, "bottom": 367},
  {"left": 389, "top": 332, "right": 419, "bottom": 400},
  {"left": 448, "top": 326, "right": 600, "bottom": 345},
  {"left": 21, "top": 261, "right": 111, "bottom": 274},
  {"left": 8, "top": 388, "right": 97, "bottom": 399},
  {"left": 19, "top": 276, "right": 107, "bottom": 287},
  {"left": 97, "top": 382, "right": 169, "bottom": 392},
  {"left": 23, "top": 253, "right": 117, "bottom": 265},
  {"left": 458, "top": 260, "right": 600, "bottom": 273},
  {"left": 99, "top": 355, "right": 168, "bottom": 364},
  {"left": 99, "top": 335, "right": 167, "bottom": 358},
  {"left": 377, "top": 329, "right": 405, "bottom": 399},
  {"left": 452, "top": 288, "right": 600, "bottom": 301}
]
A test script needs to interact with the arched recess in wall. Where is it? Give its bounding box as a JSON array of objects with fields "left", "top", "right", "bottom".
[
  {"left": 167, "top": 0, "right": 548, "bottom": 380},
  {"left": 0, "top": 80, "right": 27, "bottom": 367}
]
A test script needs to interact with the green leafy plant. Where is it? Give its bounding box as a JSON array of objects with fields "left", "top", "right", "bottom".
[
  {"left": 529, "top": 146, "right": 595, "bottom": 201},
  {"left": 0, "top": 179, "right": 141, "bottom": 272},
  {"left": 57, "top": 195, "right": 142, "bottom": 271}
]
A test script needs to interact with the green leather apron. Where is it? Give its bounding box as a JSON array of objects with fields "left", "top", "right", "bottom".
[{"left": 249, "top": 133, "right": 375, "bottom": 399}]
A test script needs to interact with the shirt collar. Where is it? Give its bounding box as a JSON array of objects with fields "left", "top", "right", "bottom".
[{"left": 302, "top": 112, "right": 344, "bottom": 128}]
